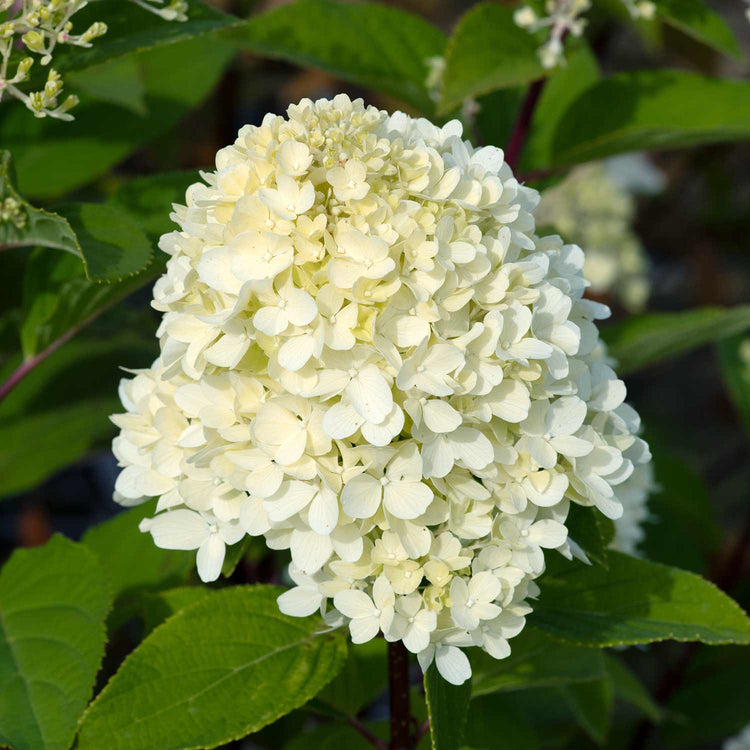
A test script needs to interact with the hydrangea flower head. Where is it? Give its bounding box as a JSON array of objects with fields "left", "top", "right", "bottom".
[{"left": 112, "top": 95, "right": 651, "bottom": 684}]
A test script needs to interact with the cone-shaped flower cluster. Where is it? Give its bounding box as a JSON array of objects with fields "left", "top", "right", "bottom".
[{"left": 112, "top": 95, "right": 651, "bottom": 684}]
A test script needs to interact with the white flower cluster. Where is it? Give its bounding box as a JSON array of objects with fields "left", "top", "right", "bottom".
[
  {"left": 725, "top": 725, "right": 750, "bottom": 750},
  {"left": 0, "top": 0, "right": 185, "bottom": 120},
  {"left": 112, "top": 95, "right": 652, "bottom": 685},
  {"left": 514, "top": 0, "right": 656, "bottom": 68},
  {"left": 536, "top": 155, "right": 664, "bottom": 312}
]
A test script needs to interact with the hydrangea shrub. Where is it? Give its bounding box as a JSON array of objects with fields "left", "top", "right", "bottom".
[{"left": 112, "top": 95, "right": 652, "bottom": 684}]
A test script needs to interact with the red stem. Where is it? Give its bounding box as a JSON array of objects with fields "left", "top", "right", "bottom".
[
  {"left": 388, "top": 641, "right": 412, "bottom": 750},
  {"left": 0, "top": 324, "right": 79, "bottom": 404},
  {"left": 504, "top": 78, "right": 546, "bottom": 172}
]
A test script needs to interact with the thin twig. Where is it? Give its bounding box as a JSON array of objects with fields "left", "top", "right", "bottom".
[
  {"left": 388, "top": 640, "right": 413, "bottom": 750},
  {"left": 0, "top": 323, "right": 79, "bottom": 404},
  {"left": 504, "top": 78, "right": 546, "bottom": 172},
  {"left": 349, "top": 715, "right": 387, "bottom": 750}
]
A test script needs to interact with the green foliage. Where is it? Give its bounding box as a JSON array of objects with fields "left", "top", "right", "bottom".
[
  {"left": 424, "top": 665, "right": 471, "bottom": 750},
  {"left": 0, "top": 151, "right": 81, "bottom": 262},
  {"left": 641, "top": 441, "right": 722, "bottom": 575},
  {"left": 83, "top": 504, "right": 194, "bottom": 615},
  {"left": 663, "top": 646, "right": 750, "bottom": 747},
  {"left": 602, "top": 654, "right": 663, "bottom": 722},
  {"left": 470, "top": 627, "right": 606, "bottom": 696},
  {"left": 0, "top": 336, "right": 154, "bottom": 498},
  {"left": 2, "top": 37, "right": 235, "bottom": 199},
  {"left": 604, "top": 305, "right": 750, "bottom": 374},
  {"left": 59, "top": 202, "right": 153, "bottom": 281},
  {"left": 317, "top": 637, "right": 388, "bottom": 716},
  {"left": 552, "top": 71, "right": 750, "bottom": 165},
  {"left": 533, "top": 552, "right": 750, "bottom": 646},
  {"left": 718, "top": 334, "right": 750, "bottom": 437},
  {"left": 560, "top": 678, "right": 614, "bottom": 744},
  {"left": 34, "top": 0, "right": 239, "bottom": 82},
  {"left": 565, "top": 502, "right": 615, "bottom": 568},
  {"left": 653, "top": 0, "right": 741, "bottom": 60},
  {"left": 439, "top": 3, "right": 545, "bottom": 115},
  {"left": 139, "top": 587, "right": 212, "bottom": 636},
  {"left": 521, "top": 43, "right": 600, "bottom": 171},
  {"left": 0, "top": 535, "right": 111, "bottom": 750},
  {"left": 462, "top": 695, "right": 540, "bottom": 750},
  {"left": 76, "top": 586, "right": 348, "bottom": 750},
  {"left": 241, "top": 0, "right": 445, "bottom": 114}
]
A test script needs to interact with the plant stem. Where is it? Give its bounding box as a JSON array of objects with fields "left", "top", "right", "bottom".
[
  {"left": 388, "top": 640, "right": 412, "bottom": 750},
  {"left": 349, "top": 715, "right": 387, "bottom": 750},
  {"left": 504, "top": 78, "right": 546, "bottom": 172},
  {"left": 0, "top": 324, "right": 78, "bottom": 404}
]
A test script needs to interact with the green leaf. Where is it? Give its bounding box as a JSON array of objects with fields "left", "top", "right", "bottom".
[
  {"left": 603, "top": 305, "right": 750, "bottom": 375},
  {"left": 0, "top": 336, "right": 154, "bottom": 497},
  {"left": 532, "top": 551, "right": 750, "bottom": 646},
  {"left": 521, "top": 42, "right": 600, "bottom": 171},
  {"left": 663, "top": 646, "right": 750, "bottom": 747},
  {"left": 0, "top": 535, "right": 111, "bottom": 750},
  {"left": 560, "top": 678, "right": 614, "bottom": 744},
  {"left": 30, "top": 0, "right": 239, "bottom": 82},
  {"left": 83, "top": 504, "right": 194, "bottom": 613},
  {"left": 317, "top": 635, "right": 388, "bottom": 716},
  {"left": 107, "top": 170, "right": 197, "bottom": 239},
  {"left": 462, "top": 695, "right": 540, "bottom": 750},
  {"left": 241, "top": 0, "right": 445, "bottom": 115},
  {"left": 0, "top": 150, "right": 82, "bottom": 263},
  {"left": 602, "top": 653, "right": 663, "bottom": 722},
  {"left": 439, "top": 3, "right": 546, "bottom": 115},
  {"left": 67, "top": 56, "right": 147, "bottom": 115},
  {"left": 641, "top": 440, "right": 721, "bottom": 575},
  {"left": 424, "top": 665, "right": 471, "bottom": 750},
  {"left": 2, "top": 36, "right": 235, "bottom": 199},
  {"left": 139, "top": 587, "right": 212, "bottom": 636},
  {"left": 717, "top": 334, "right": 750, "bottom": 437},
  {"left": 55, "top": 202, "right": 153, "bottom": 281},
  {"left": 654, "top": 0, "right": 741, "bottom": 60},
  {"left": 565, "top": 502, "right": 615, "bottom": 568},
  {"left": 469, "top": 627, "right": 605, "bottom": 697},
  {"left": 551, "top": 71, "right": 750, "bottom": 166},
  {"left": 76, "top": 586, "right": 347, "bottom": 750},
  {"left": 18, "top": 170, "right": 194, "bottom": 358}
]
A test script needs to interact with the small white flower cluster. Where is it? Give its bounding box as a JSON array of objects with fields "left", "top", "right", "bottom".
[
  {"left": 0, "top": 0, "right": 185, "bottom": 120},
  {"left": 113, "top": 96, "right": 652, "bottom": 684},
  {"left": 536, "top": 155, "right": 664, "bottom": 312},
  {"left": 514, "top": 0, "right": 656, "bottom": 68},
  {"left": 725, "top": 724, "right": 750, "bottom": 750}
]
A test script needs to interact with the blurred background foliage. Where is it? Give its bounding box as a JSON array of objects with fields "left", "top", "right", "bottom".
[{"left": 0, "top": 1, "right": 749, "bottom": 748}]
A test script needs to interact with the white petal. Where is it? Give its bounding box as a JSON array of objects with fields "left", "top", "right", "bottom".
[
  {"left": 264, "top": 480, "right": 316, "bottom": 522},
  {"left": 334, "top": 589, "right": 377, "bottom": 619},
  {"left": 254, "top": 306, "right": 288, "bottom": 336},
  {"left": 435, "top": 646, "right": 472, "bottom": 685},
  {"left": 145, "top": 509, "right": 209, "bottom": 550},
  {"left": 290, "top": 528, "right": 333, "bottom": 574},
  {"left": 347, "top": 365, "right": 393, "bottom": 424},
  {"left": 547, "top": 396, "right": 587, "bottom": 436},
  {"left": 349, "top": 616, "right": 380, "bottom": 644},
  {"left": 383, "top": 481, "right": 433, "bottom": 520},
  {"left": 322, "top": 402, "right": 363, "bottom": 439},
  {"left": 284, "top": 288, "right": 318, "bottom": 326},
  {"left": 196, "top": 534, "right": 225, "bottom": 582},
  {"left": 422, "top": 400, "right": 462, "bottom": 434},
  {"left": 452, "top": 427, "right": 494, "bottom": 471},
  {"left": 341, "top": 474, "right": 382, "bottom": 518},
  {"left": 277, "top": 586, "right": 322, "bottom": 617},
  {"left": 528, "top": 519, "right": 568, "bottom": 548},
  {"left": 309, "top": 485, "right": 339, "bottom": 535}
]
